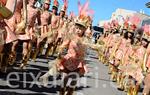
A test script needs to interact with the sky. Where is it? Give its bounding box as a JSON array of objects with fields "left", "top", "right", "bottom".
[{"left": 57, "top": 0, "right": 150, "bottom": 26}]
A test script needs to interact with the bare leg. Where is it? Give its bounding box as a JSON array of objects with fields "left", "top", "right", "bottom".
[
  {"left": 143, "top": 82, "right": 150, "bottom": 95},
  {"left": 66, "top": 73, "right": 77, "bottom": 95},
  {"left": 0, "top": 45, "right": 3, "bottom": 53},
  {"left": 11, "top": 40, "right": 18, "bottom": 52},
  {"left": 59, "top": 73, "right": 68, "bottom": 95},
  {"left": 30, "top": 40, "right": 39, "bottom": 61},
  {"left": 132, "top": 84, "right": 140, "bottom": 95},
  {"left": 23, "top": 41, "right": 28, "bottom": 58},
  {"left": 20, "top": 40, "right": 31, "bottom": 69},
  {"left": 8, "top": 40, "right": 18, "bottom": 65},
  {"left": 38, "top": 38, "right": 46, "bottom": 55},
  {"left": 45, "top": 43, "right": 53, "bottom": 58},
  {"left": 1, "top": 43, "right": 12, "bottom": 72},
  {"left": 52, "top": 38, "right": 62, "bottom": 56},
  {"left": 39, "top": 62, "right": 58, "bottom": 86},
  {"left": 0, "top": 45, "right": 4, "bottom": 70}
]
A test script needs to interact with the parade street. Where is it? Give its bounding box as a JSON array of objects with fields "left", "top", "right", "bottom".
[
  {"left": 0, "top": 49, "right": 143, "bottom": 95},
  {"left": 1, "top": 0, "right": 150, "bottom": 95}
]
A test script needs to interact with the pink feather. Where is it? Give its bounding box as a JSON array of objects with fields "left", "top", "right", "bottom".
[
  {"left": 148, "top": 25, "right": 150, "bottom": 36},
  {"left": 70, "top": 11, "right": 75, "bottom": 18},
  {"left": 143, "top": 24, "right": 148, "bottom": 33},
  {"left": 143, "top": 24, "right": 150, "bottom": 36},
  {"left": 78, "top": 0, "right": 82, "bottom": 15},
  {"left": 114, "top": 20, "right": 119, "bottom": 27},
  {"left": 81, "top": 0, "right": 89, "bottom": 16},
  {"left": 129, "top": 15, "right": 141, "bottom": 26},
  {"left": 104, "top": 23, "right": 110, "bottom": 29},
  {"left": 88, "top": 9, "right": 94, "bottom": 18},
  {"left": 63, "top": 0, "right": 68, "bottom": 9},
  {"left": 54, "top": 0, "right": 59, "bottom": 6},
  {"left": 78, "top": 0, "right": 94, "bottom": 19},
  {"left": 122, "top": 17, "right": 129, "bottom": 28}
]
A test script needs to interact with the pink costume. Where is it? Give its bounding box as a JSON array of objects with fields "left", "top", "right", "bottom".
[
  {"left": 0, "top": 0, "right": 18, "bottom": 44},
  {"left": 115, "top": 38, "right": 126, "bottom": 60},
  {"left": 57, "top": 17, "right": 66, "bottom": 39},
  {"left": 106, "top": 34, "right": 113, "bottom": 47},
  {"left": 17, "top": 4, "right": 40, "bottom": 41},
  {"left": 146, "top": 45, "right": 150, "bottom": 69},
  {"left": 85, "top": 27, "right": 92, "bottom": 38},
  {"left": 135, "top": 46, "right": 145, "bottom": 62},
  {"left": 40, "top": 10, "right": 51, "bottom": 37},
  {"left": 47, "top": 14, "right": 59, "bottom": 43},
  {"left": 107, "top": 34, "right": 116, "bottom": 55},
  {"left": 4, "top": 23, "right": 17, "bottom": 44},
  {"left": 118, "top": 40, "right": 133, "bottom": 71},
  {"left": 0, "top": 20, "right": 6, "bottom": 45},
  {"left": 51, "top": 14, "right": 60, "bottom": 29},
  {"left": 129, "top": 46, "right": 145, "bottom": 83},
  {"left": 59, "top": 17, "right": 65, "bottom": 28},
  {"left": 4, "top": 0, "right": 23, "bottom": 44},
  {"left": 123, "top": 41, "right": 133, "bottom": 65},
  {"left": 104, "top": 34, "right": 112, "bottom": 57},
  {"left": 57, "top": 38, "right": 88, "bottom": 75},
  {"left": 103, "top": 36, "right": 108, "bottom": 44}
]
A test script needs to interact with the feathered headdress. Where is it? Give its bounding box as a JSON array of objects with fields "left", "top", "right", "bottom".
[
  {"left": 44, "top": 0, "right": 51, "bottom": 5},
  {"left": 0, "top": 0, "right": 16, "bottom": 20},
  {"left": 122, "top": 17, "right": 129, "bottom": 30},
  {"left": 103, "top": 22, "right": 111, "bottom": 32},
  {"left": 53, "top": 0, "right": 59, "bottom": 8},
  {"left": 104, "top": 22, "right": 110, "bottom": 29},
  {"left": 70, "top": 11, "right": 75, "bottom": 17},
  {"left": 60, "top": 0, "right": 68, "bottom": 12},
  {"left": 129, "top": 15, "right": 141, "bottom": 26},
  {"left": 126, "top": 15, "right": 141, "bottom": 33},
  {"left": 68, "top": 11, "right": 75, "bottom": 20},
  {"left": 143, "top": 24, "right": 150, "bottom": 40},
  {"left": 111, "top": 19, "right": 119, "bottom": 28},
  {"left": 0, "top": 0, "right": 7, "bottom": 6},
  {"left": 75, "top": 0, "right": 94, "bottom": 28}
]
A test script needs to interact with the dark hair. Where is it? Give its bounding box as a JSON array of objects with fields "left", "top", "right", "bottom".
[
  {"left": 128, "top": 32, "right": 134, "bottom": 45},
  {"left": 120, "top": 29, "right": 126, "bottom": 36},
  {"left": 114, "top": 29, "right": 119, "bottom": 34},
  {"left": 123, "top": 31, "right": 128, "bottom": 39},
  {"left": 142, "top": 38, "right": 149, "bottom": 48},
  {"left": 60, "top": 10, "right": 65, "bottom": 14},
  {"left": 52, "top": 6, "right": 58, "bottom": 11},
  {"left": 52, "top": 6, "right": 58, "bottom": 15},
  {"left": 124, "top": 32, "right": 134, "bottom": 44},
  {"left": 136, "top": 28, "right": 144, "bottom": 35},
  {"left": 127, "top": 32, "right": 134, "bottom": 38},
  {"left": 59, "top": 11, "right": 65, "bottom": 17},
  {"left": 104, "top": 32, "right": 109, "bottom": 37}
]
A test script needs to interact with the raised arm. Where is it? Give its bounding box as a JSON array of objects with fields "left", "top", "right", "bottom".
[
  {"left": 5, "top": 0, "right": 17, "bottom": 14},
  {"left": 0, "top": 0, "right": 17, "bottom": 20}
]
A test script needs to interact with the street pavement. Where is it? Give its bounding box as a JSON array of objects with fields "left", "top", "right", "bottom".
[{"left": 0, "top": 49, "right": 143, "bottom": 95}]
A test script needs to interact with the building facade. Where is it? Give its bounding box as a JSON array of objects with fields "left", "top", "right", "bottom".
[{"left": 99, "top": 8, "right": 150, "bottom": 27}]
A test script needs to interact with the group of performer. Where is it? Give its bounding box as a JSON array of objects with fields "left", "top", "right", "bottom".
[
  {"left": 97, "top": 15, "right": 150, "bottom": 95},
  {"left": 2, "top": 0, "right": 150, "bottom": 95},
  {"left": 0, "top": 0, "right": 95, "bottom": 95},
  {"left": 0, "top": 0, "right": 72, "bottom": 71}
]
